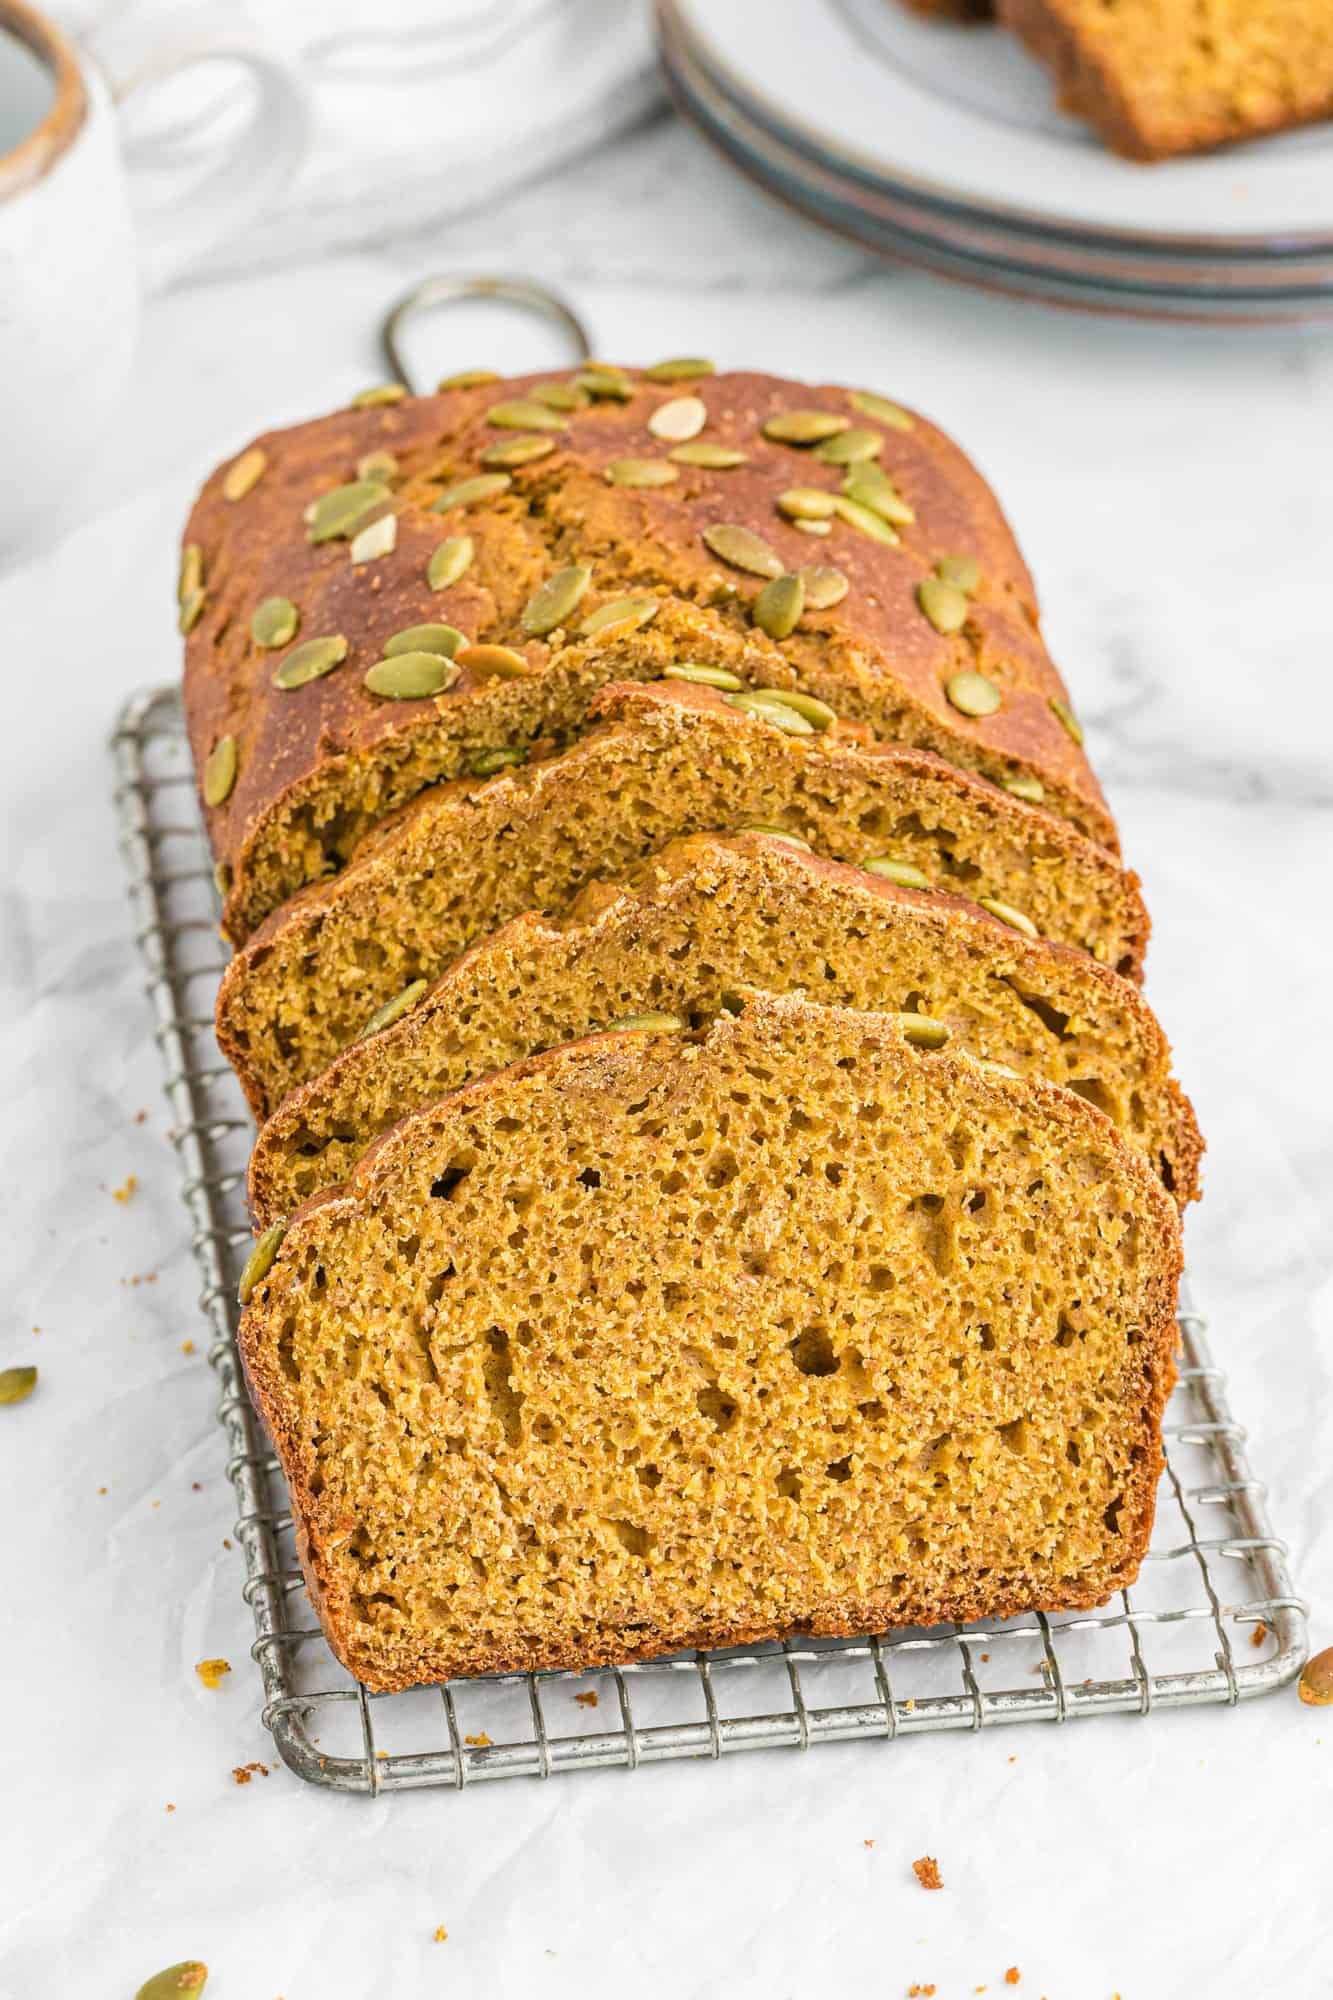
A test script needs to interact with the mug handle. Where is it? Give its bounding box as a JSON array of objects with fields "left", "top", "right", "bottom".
[{"left": 109, "top": 35, "right": 310, "bottom": 294}]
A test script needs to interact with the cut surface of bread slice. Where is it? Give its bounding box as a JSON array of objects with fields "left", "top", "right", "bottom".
[
  {"left": 999, "top": 0, "right": 1333, "bottom": 159},
  {"left": 248, "top": 831, "right": 1199, "bottom": 1228},
  {"left": 239, "top": 994, "right": 1182, "bottom": 1693},
  {"left": 183, "top": 367, "right": 1115, "bottom": 942},
  {"left": 217, "top": 680, "right": 1146, "bottom": 1121}
]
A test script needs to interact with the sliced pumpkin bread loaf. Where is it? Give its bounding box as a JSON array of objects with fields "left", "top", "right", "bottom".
[
  {"left": 217, "top": 680, "right": 1147, "bottom": 1120},
  {"left": 238, "top": 993, "right": 1182, "bottom": 1693},
  {"left": 183, "top": 365, "right": 1115, "bottom": 943},
  {"left": 247, "top": 830, "right": 1198, "bottom": 1227}
]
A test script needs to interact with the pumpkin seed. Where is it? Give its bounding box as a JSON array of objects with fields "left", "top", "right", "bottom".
[
  {"left": 530, "top": 379, "right": 590, "bottom": 410},
  {"left": 978, "top": 897, "right": 1038, "bottom": 938},
  {"left": 471, "top": 746, "right": 529, "bottom": 775},
  {"left": 349, "top": 513, "right": 397, "bottom": 563},
  {"left": 738, "top": 824, "right": 812, "bottom": 849},
  {"left": 356, "top": 448, "right": 399, "bottom": 483},
  {"left": 455, "top": 642, "right": 530, "bottom": 679},
  {"left": 178, "top": 587, "right": 206, "bottom": 635},
  {"left": 725, "top": 691, "right": 816, "bottom": 735},
  {"left": 222, "top": 447, "right": 266, "bottom": 501},
  {"left": 702, "top": 522, "right": 783, "bottom": 579},
  {"left": 643, "top": 357, "right": 715, "bottom": 382},
  {"left": 523, "top": 564, "right": 592, "bottom": 637},
  {"left": 274, "top": 634, "right": 349, "bottom": 689},
  {"left": 1003, "top": 775, "right": 1045, "bottom": 803},
  {"left": 762, "top": 409, "right": 850, "bottom": 446},
  {"left": 896, "top": 1013, "right": 949, "bottom": 1049},
  {"left": 384, "top": 623, "right": 465, "bottom": 659},
  {"left": 851, "top": 390, "right": 914, "bottom": 431},
  {"left": 251, "top": 597, "right": 299, "bottom": 649},
  {"left": 432, "top": 472, "right": 512, "bottom": 511},
  {"left": 606, "top": 1012, "right": 685, "bottom": 1032},
  {"left": 437, "top": 368, "right": 501, "bottom": 391},
  {"left": 485, "top": 398, "right": 566, "bottom": 432},
  {"left": 364, "top": 652, "right": 458, "bottom": 699},
  {"left": 752, "top": 684, "right": 834, "bottom": 730},
  {"left": 576, "top": 366, "right": 633, "bottom": 402},
  {"left": 776, "top": 487, "right": 836, "bottom": 522},
  {"left": 428, "top": 536, "right": 474, "bottom": 591},
  {"left": 661, "top": 662, "right": 744, "bottom": 690},
  {"left": 237, "top": 1221, "right": 286, "bottom": 1306},
  {"left": 212, "top": 861, "right": 231, "bottom": 899},
  {"left": 135, "top": 1963, "right": 208, "bottom": 2000},
  {"left": 812, "top": 428, "right": 882, "bottom": 466},
  {"left": 202, "top": 736, "right": 237, "bottom": 806},
  {"left": 863, "top": 856, "right": 931, "bottom": 890},
  {"left": 936, "top": 554, "right": 980, "bottom": 593},
  {"left": 794, "top": 519, "right": 831, "bottom": 537},
  {"left": 0, "top": 1365, "right": 38, "bottom": 1405},
  {"left": 842, "top": 464, "right": 915, "bottom": 524},
  {"left": 357, "top": 976, "right": 429, "bottom": 1041},
  {"left": 752, "top": 573, "right": 805, "bottom": 641},
  {"left": 580, "top": 596, "right": 660, "bottom": 638},
  {"left": 351, "top": 383, "right": 406, "bottom": 408},
  {"left": 972, "top": 1056, "right": 1021, "bottom": 1079},
  {"left": 648, "top": 395, "right": 706, "bottom": 442},
  {"left": 480, "top": 433, "right": 556, "bottom": 469},
  {"left": 945, "top": 670, "right": 1002, "bottom": 717},
  {"left": 918, "top": 577, "right": 969, "bottom": 634},
  {"left": 1049, "top": 695, "right": 1084, "bottom": 746},
  {"left": 832, "top": 494, "right": 900, "bottom": 544},
  {"left": 178, "top": 543, "right": 203, "bottom": 603},
  {"left": 798, "top": 564, "right": 849, "bottom": 610},
  {"left": 605, "top": 457, "right": 678, "bottom": 488},
  {"left": 669, "top": 441, "right": 747, "bottom": 468},
  {"left": 306, "top": 479, "right": 391, "bottom": 544}
]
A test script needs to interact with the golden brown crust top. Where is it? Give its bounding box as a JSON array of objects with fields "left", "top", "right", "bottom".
[{"left": 183, "top": 366, "right": 1115, "bottom": 906}]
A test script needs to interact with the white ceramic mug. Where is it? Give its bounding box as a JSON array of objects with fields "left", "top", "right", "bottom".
[{"left": 0, "top": 0, "right": 309, "bottom": 553}]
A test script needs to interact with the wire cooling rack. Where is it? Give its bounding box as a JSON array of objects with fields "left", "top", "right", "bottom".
[{"left": 113, "top": 685, "right": 1309, "bottom": 1794}]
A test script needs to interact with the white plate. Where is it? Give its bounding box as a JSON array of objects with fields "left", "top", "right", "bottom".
[{"left": 665, "top": 0, "right": 1333, "bottom": 249}]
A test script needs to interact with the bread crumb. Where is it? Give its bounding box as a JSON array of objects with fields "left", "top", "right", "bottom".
[
  {"left": 232, "top": 1761, "right": 269, "bottom": 1785},
  {"left": 97, "top": 1486, "right": 107, "bottom": 1496},
  {"left": 165, "top": 1803, "right": 175, "bottom": 1813},
  {"left": 134, "top": 1109, "right": 148, "bottom": 1123},
  {"left": 1006, "top": 1972, "right": 1021, "bottom": 1986},
  {"left": 864, "top": 1838, "right": 875, "bottom": 1848},
  {"left": 574, "top": 1690, "right": 599, "bottom": 1708},
  {"left": 980, "top": 1652, "right": 990, "bottom": 1662},
  {"left": 908, "top": 1985, "right": 936, "bottom": 1996},
  {"left": 195, "top": 1658, "right": 231, "bottom": 1690},
  {"left": 1251, "top": 1622, "right": 1267, "bottom": 1647},
  {"left": 192, "top": 1481, "right": 202, "bottom": 1491},
  {"left": 223, "top": 1537, "right": 232, "bottom": 1549},
  {"left": 912, "top": 1856, "right": 942, "bottom": 1891},
  {"left": 464, "top": 1732, "right": 492, "bottom": 1746},
  {"left": 1008, "top": 1754, "right": 1016, "bottom": 1762},
  {"left": 112, "top": 1175, "right": 138, "bottom": 1203},
  {"left": 434, "top": 1926, "right": 448, "bottom": 1943},
  {"left": 181, "top": 1340, "right": 196, "bottom": 1356}
]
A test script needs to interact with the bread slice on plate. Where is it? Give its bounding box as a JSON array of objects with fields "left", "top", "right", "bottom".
[
  {"left": 999, "top": 0, "right": 1333, "bottom": 159},
  {"left": 238, "top": 993, "right": 1182, "bottom": 1693},
  {"left": 247, "top": 830, "right": 1198, "bottom": 1227},
  {"left": 183, "top": 367, "right": 1116, "bottom": 944},
  {"left": 216, "top": 680, "right": 1147, "bottom": 1121}
]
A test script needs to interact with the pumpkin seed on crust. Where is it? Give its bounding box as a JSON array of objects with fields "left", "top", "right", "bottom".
[
  {"left": 762, "top": 409, "right": 850, "bottom": 446},
  {"left": 427, "top": 537, "right": 474, "bottom": 591},
  {"left": 471, "top": 747, "right": 529, "bottom": 775},
  {"left": 351, "top": 383, "right": 406, "bottom": 408},
  {"left": 1002, "top": 774, "right": 1045, "bottom": 803},
  {"left": 842, "top": 464, "right": 914, "bottom": 525},
  {"left": 863, "top": 856, "right": 931, "bottom": 890},
  {"left": 274, "top": 634, "right": 349, "bottom": 689},
  {"left": 384, "top": 623, "right": 465, "bottom": 658},
  {"left": 222, "top": 447, "right": 266, "bottom": 501},
  {"left": 237, "top": 1221, "right": 287, "bottom": 1306},
  {"left": 606, "top": 1012, "right": 685, "bottom": 1032},
  {"left": 776, "top": 487, "right": 835, "bottom": 522},
  {"left": 364, "top": 652, "right": 459, "bottom": 700},
  {"left": 1049, "top": 695, "right": 1085, "bottom": 746},
  {"left": 978, "top": 896, "right": 1039, "bottom": 938},
  {"left": 896, "top": 1013, "right": 949, "bottom": 1049},
  {"left": 178, "top": 543, "right": 203, "bottom": 603},
  {"left": 798, "top": 565, "right": 849, "bottom": 609},
  {"left": 917, "top": 577, "right": 969, "bottom": 634},
  {"left": 437, "top": 368, "right": 501, "bottom": 391},
  {"left": 251, "top": 597, "right": 299, "bottom": 649},
  {"left": 605, "top": 457, "right": 679, "bottom": 488},
  {"left": 485, "top": 398, "right": 566, "bottom": 432},
  {"left": 454, "top": 642, "right": 531, "bottom": 679},
  {"left": 945, "top": 670, "right": 1002, "bottom": 718},
  {"left": 580, "top": 597, "right": 660, "bottom": 638},
  {"left": 751, "top": 685, "right": 835, "bottom": 730},
  {"left": 202, "top": 736, "right": 237, "bottom": 806},
  {"left": 812, "top": 428, "right": 882, "bottom": 466},
  {"left": 643, "top": 357, "right": 715, "bottom": 382},
  {"left": 530, "top": 380, "right": 590, "bottom": 411},
  {"left": 832, "top": 494, "right": 900, "bottom": 545},
  {"left": 752, "top": 573, "right": 805, "bottom": 640},
  {"left": 724, "top": 691, "right": 816, "bottom": 735},
  {"left": 178, "top": 587, "right": 206, "bottom": 635},
  {"left": 432, "top": 473, "right": 512, "bottom": 511},
  {"left": 937, "top": 554, "right": 980, "bottom": 593},
  {"left": 648, "top": 396, "right": 706, "bottom": 442},
  {"left": 306, "top": 479, "right": 391, "bottom": 544},
  {"left": 662, "top": 662, "right": 744, "bottom": 690},
  {"left": 480, "top": 434, "right": 556, "bottom": 469},
  {"left": 851, "top": 390, "right": 914, "bottom": 431},
  {"left": 523, "top": 564, "right": 592, "bottom": 637},
  {"left": 357, "top": 448, "right": 399, "bottom": 483},
  {"left": 357, "top": 977, "right": 428, "bottom": 1040},
  {"left": 702, "top": 522, "right": 783, "bottom": 579},
  {"left": 349, "top": 513, "right": 397, "bottom": 564},
  {"left": 738, "top": 824, "right": 812, "bottom": 849},
  {"left": 669, "top": 441, "right": 747, "bottom": 469}
]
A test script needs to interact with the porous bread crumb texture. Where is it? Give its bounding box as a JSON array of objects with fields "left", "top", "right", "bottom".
[
  {"left": 247, "top": 831, "right": 1199, "bottom": 1227},
  {"left": 240, "top": 998, "right": 1181, "bottom": 1693},
  {"left": 998, "top": 0, "right": 1333, "bottom": 158},
  {"left": 182, "top": 368, "right": 1116, "bottom": 942},
  {"left": 217, "top": 683, "right": 1146, "bottom": 1120}
]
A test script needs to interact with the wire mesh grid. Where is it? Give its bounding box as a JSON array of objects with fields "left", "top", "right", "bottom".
[{"left": 113, "top": 685, "right": 1309, "bottom": 1795}]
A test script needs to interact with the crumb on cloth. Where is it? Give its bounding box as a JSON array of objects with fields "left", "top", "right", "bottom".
[{"left": 912, "top": 1855, "right": 942, "bottom": 1891}]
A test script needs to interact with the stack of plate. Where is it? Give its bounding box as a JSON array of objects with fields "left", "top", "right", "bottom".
[{"left": 658, "top": 0, "right": 1333, "bottom": 324}]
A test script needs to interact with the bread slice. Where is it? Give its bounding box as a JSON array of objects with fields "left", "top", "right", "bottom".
[
  {"left": 248, "top": 831, "right": 1199, "bottom": 1228},
  {"left": 183, "top": 367, "right": 1117, "bottom": 943},
  {"left": 239, "top": 994, "right": 1181, "bottom": 1693},
  {"left": 999, "top": 0, "right": 1333, "bottom": 159},
  {"left": 216, "top": 681, "right": 1147, "bottom": 1121}
]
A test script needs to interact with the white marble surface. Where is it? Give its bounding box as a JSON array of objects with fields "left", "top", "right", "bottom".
[{"left": 2, "top": 106, "right": 1332, "bottom": 2000}]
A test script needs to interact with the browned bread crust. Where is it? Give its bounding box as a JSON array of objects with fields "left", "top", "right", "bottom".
[
  {"left": 182, "top": 367, "right": 1115, "bottom": 943},
  {"left": 238, "top": 994, "right": 1182, "bottom": 1693},
  {"left": 998, "top": 0, "right": 1333, "bottom": 159},
  {"left": 246, "top": 829, "right": 1199, "bottom": 1228},
  {"left": 216, "top": 679, "right": 1147, "bottom": 1121}
]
